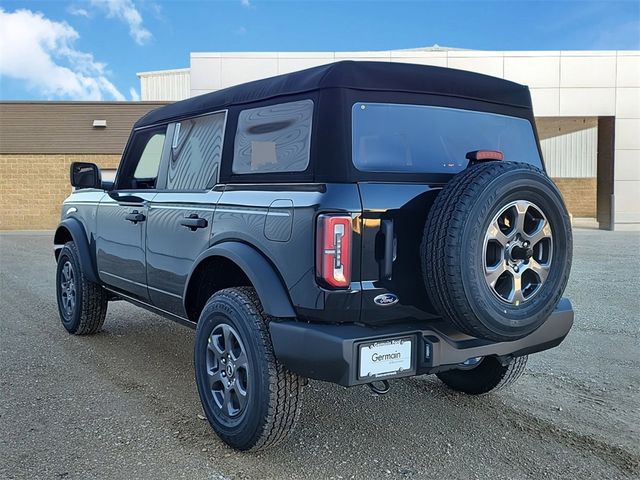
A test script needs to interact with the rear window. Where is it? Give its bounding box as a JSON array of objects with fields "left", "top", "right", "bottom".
[
  {"left": 233, "top": 99, "right": 313, "bottom": 174},
  {"left": 352, "top": 103, "right": 542, "bottom": 174}
]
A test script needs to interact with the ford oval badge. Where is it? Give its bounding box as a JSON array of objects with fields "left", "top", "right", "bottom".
[{"left": 374, "top": 293, "right": 398, "bottom": 306}]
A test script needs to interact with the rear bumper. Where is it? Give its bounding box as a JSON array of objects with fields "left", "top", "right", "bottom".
[{"left": 270, "top": 298, "right": 574, "bottom": 387}]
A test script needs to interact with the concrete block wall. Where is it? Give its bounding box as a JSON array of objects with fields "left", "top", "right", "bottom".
[
  {"left": 552, "top": 178, "right": 597, "bottom": 218},
  {"left": 0, "top": 154, "right": 121, "bottom": 230}
]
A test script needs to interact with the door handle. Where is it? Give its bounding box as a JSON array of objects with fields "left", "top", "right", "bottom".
[
  {"left": 180, "top": 214, "right": 208, "bottom": 231},
  {"left": 380, "top": 219, "right": 396, "bottom": 280},
  {"left": 125, "top": 210, "right": 145, "bottom": 224}
]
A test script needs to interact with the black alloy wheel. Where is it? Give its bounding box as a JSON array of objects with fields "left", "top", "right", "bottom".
[{"left": 206, "top": 323, "right": 250, "bottom": 421}]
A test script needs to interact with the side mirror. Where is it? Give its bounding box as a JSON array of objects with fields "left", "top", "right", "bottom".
[{"left": 70, "top": 162, "right": 102, "bottom": 189}]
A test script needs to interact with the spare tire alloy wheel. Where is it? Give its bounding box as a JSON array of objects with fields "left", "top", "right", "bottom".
[
  {"left": 422, "top": 161, "right": 572, "bottom": 342},
  {"left": 484, "top": 200, "right": 553, "bottom": 306}
]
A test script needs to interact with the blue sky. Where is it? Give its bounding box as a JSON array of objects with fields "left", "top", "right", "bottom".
[{"left": 0, "top": 0, "right": 638, "bottom": 101}]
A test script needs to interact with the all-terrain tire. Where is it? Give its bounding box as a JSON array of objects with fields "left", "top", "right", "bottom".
[
  {"left": 436, "top": 355, "right": 528, "bottom": 395},
  {"left": 194, "top": 287, "right": 305, "bottom": 451},
  {"left": 55, "top": 241, "right": 108, "bottom": 335},
  {"left": 422, "top": 161, "right": 572, "bottom": 342}
]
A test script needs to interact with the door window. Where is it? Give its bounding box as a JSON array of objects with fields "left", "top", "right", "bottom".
[
  {"left": 117, "top": 126, "right": 167, "bottom": 190},
  {"left": 166, "top": 111, "right": 227, "bottom": 190}
]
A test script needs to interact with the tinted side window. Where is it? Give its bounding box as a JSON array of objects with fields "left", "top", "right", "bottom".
[
  {"left": 233, "top": 100, "right": 313, "bottom": 174},
  {"left": 118, "top": 126, "right": 167, "bottom": 190},
  {"left": 134, "top": 133, "right": 165, "bottom": 179},
  {"left": 167, "top": 111, "right": 227, "bottom": 190}
]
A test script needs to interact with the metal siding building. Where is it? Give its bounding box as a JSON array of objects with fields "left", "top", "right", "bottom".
[
  {"left": 538, "top": 117, "right": 598, "bottom": 178},
  {"left": 1, "top": 48, "right": 638, "bottom": 230},
  {"left": 137, "top": 68, "right": 191, "bottom": 102},
  {"left": 138, "top": 47, "right": 639, "bottom": 230}
]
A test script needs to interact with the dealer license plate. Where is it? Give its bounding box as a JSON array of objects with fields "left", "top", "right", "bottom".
[{"left": 358, "top": 337, "right": 413, "bottom": 380}]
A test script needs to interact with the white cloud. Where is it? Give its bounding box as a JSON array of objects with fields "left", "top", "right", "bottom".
[
  {"left": 240, "top": 0, "right": 252, "bottom": 8},
  {"left": 67, "top": 5, "right": 90, "bottom": 18},
  {"left": 234, "top": 25, "right": 247, "bottom": 35},
  {"left": 90, "top": 0, "right": 151, "bottom": 45},
  {"left": 0, "top": 8, "right": 125, "bottom": 100},
  {"left": 129, "top": 87, "right": 140, "bottom": 101}
]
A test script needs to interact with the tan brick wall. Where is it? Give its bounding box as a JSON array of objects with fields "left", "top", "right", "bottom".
[
  {"left": 0, "top": 154, "right": 121, "bottom": 230},
  {"left": 0, "top": 155, "right": 598, "bottom": 230},
  {"left": 552, "top": 177, "right": 597, "bottom": 218}
]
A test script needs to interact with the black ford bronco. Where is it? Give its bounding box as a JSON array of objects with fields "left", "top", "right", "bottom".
[{"left": 55, "top": 61, "right": 573, "bottom": 451}]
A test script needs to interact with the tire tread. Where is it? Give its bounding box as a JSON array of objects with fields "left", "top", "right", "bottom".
[
  {"left": 437, "top": 355, "right": 528, "bottom": 395},
  {"left": 201, "top": 287, "right": 304, "bottom": 451},
  {"left": 58, "top": 241, "right": 108, "bottom": 335},
  {"left": 422, "top": 162, "right": 571, "bottom": 341}
]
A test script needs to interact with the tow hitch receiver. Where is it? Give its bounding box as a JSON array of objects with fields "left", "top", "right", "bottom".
[{"left": 368, "top": 380, "right": 390, "bottom": 395}]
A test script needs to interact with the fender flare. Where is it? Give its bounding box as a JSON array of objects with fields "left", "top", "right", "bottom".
[
  {"left": 185, "top": 242, "right": 296, "bottom": 318},
  {"left": 54, "top": 218, "right": 99, "bottom": 283}
]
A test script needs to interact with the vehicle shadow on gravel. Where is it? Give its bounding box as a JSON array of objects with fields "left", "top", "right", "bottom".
[{"left": 80, "top": 305, "right": 639, "bottom": 480}]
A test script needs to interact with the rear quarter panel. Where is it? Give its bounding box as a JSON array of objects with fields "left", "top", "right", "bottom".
[{"left": 212, "top": 183, "right": 362, "bottom": 322}]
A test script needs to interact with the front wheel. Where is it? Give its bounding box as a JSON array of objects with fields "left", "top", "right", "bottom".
[
  {"left": 436, "top": 355, "right": 528, "bottom": 395},
  {"left": 55, "top": 241, "right": 108, "bottom": 335},
  {"left": 194, "top": 287, "right": 305, "bottom": 451}
]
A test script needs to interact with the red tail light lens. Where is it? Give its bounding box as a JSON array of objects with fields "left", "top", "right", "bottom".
[{"left": 316, "top": 215, "right": 352, "bottom": 288}]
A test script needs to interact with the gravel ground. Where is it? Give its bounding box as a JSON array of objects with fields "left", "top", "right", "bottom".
[{"left": 1, "top": 229, "right": 638, "bottom": 480}]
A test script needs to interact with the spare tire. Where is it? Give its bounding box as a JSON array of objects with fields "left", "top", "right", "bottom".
[{"left": 422, "top": 161, "right": 572, "bottom": 342}]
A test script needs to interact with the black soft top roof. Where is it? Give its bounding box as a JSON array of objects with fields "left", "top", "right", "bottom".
[{"left": 135, "top": 60, "right": 532, "bottom": 128}]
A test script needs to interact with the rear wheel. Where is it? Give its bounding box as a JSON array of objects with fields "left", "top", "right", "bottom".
[
  {"left": 194, "top": 287, "right": 304, "bottom": 451},
  {"left": 55, "top": 241, "right": 108, "bottom": 335},
  {"left": 436, "top": 356, "right": 528, "bottom": 395}
]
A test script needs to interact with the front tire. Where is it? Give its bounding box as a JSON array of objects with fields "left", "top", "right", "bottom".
[
  {"left": 56, "top": 241, "right": 108, "bottom": 335},
  {"left": 194, "top": 287, "right": 304, "bottom": 451},
  {"left": 436, "top": 355, "right": 528, "bottom": 395}
]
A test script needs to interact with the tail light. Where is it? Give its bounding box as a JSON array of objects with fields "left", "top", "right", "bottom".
[
  {"left": 465, "top": 150, "right": 504, "bottom": 162},
  {"left": 316, "top": 214, "right": 352, "bottom": 288}
]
